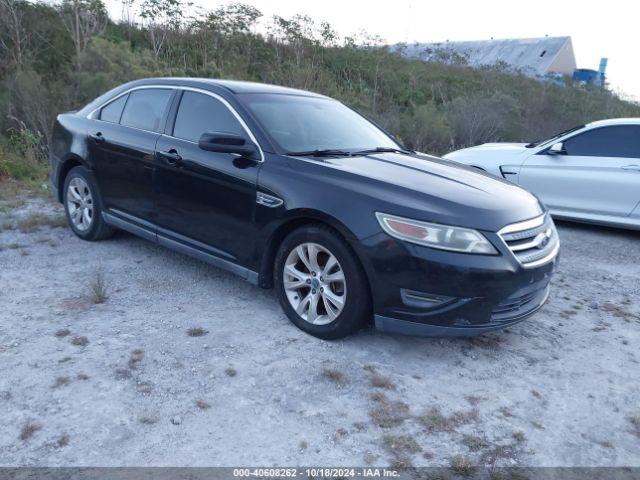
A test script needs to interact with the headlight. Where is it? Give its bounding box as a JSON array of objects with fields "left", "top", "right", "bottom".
[{"left": 375, "top": 212, "right": 497, "bottom": 254}]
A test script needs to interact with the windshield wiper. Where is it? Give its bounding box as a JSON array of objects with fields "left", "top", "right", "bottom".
[
  {"left": 286, "top": 149, "right": 352, "bottom": 157},
  {"left": 352, "top": 147, "right": 413, "bottom": 156}
]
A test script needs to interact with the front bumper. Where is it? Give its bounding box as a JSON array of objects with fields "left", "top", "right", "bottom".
[
  {"left": 375, "top": 283, "right": 551, "bottom": 337},
  {"left": 361, "top": 225, "right": 558, "bottom": 337}
]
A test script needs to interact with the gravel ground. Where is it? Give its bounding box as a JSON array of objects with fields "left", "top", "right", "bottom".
[{"left": 0, "top": 196, "right": 639, "bottom": 468}]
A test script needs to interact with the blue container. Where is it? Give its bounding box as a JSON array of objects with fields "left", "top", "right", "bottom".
[{"left": 572, "top": 69, "right": 598, "bottom": 84}]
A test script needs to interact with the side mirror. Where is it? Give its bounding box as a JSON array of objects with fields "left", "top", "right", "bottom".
[
  {"left": 198, "top": 132, "right": 259, "bottom": 159},
  {"left": 548, "top": 142, "right": 566, "bottom": 155}
]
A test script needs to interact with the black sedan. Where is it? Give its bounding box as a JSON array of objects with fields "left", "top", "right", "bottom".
[{"left": 49, "top": 78, "right": 559, "bottom": 339}]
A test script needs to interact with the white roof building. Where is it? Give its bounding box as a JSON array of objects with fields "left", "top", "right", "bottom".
[{"left": 398, "top": 36, "right": 577, "bottom": 77}]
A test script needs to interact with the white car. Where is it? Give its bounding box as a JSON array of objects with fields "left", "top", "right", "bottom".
[{"left": 444, "top": 118, "right": 640, "bottom": 230}]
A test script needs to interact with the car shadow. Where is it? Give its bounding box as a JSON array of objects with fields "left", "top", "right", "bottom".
[{"left": 105, "top": 226, "right": 552, "bottom": 354}]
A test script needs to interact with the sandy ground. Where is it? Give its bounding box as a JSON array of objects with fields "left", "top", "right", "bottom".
[{"left": 0, "top": 196, "right": 639, "bottom": 468}]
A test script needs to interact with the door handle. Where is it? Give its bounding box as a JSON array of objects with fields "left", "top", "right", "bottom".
[
  {"left": 89, "top": 132, "right": 105, "bottom": 144},
  {"left": 157, "top": 149, "right": 182, "bottom": 166},
  {"left": 621, "top": 165, "right": 640, "bottom": 171}
]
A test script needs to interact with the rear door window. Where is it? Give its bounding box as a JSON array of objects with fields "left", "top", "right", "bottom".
[
  {"left": 120, "top": 89, "right": 173, "bottom": 132},
  {"left": 563, "top": 126, "right": 640, "bottom": 158},
  {"left": 99, "top": 94, "right": 128, "bottom": 123},
  {"left": 172, "top": 91, "right": 245, "bottom": 143}
]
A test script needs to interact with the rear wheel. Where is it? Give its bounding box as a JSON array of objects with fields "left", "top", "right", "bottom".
[
  {"left": 275, "top": 225, "right": 371, "bottom": 339},
  {"left": 63, "top": 166, "right": 114, "bottom": 241}
]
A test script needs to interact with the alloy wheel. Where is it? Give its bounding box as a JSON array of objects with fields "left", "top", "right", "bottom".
[
  {"left": 66, "top": 177, "right": 94, "bottom": 232},
  {"left": 283, "top": 242, "right": 347, "bottom": 325}
]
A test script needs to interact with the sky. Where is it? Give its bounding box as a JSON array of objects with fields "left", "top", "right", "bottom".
[{"left": 105, "top": 0, "right": 640, "bottom": 101}]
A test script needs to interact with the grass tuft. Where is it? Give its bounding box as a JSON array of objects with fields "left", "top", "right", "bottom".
[
  {"left": 531, "top": 420, "right": 545, "bottom": 430},
  {"left": 462, "top": 434, "right": 489, "bottom": 452},
  {"left": 139, "top": 416, "right": 158, "bottom": 425},
  {"left": 54, "top": 328, "right": 71, "bottom": 338},
  {"left": 225, "top": 367, "right": 237, "bottom": 377},
  {"left": 15, "top": 212, "right": 66, "bottom": 233},
  {"left": 114, "top": 368, "right": 132, "bottom": 380},
  {"left": 370, "top": 373, "right": 396, "bottom": 390},
  {"left": 52, "top": 376, "right": 71, "bottom": 389},
  {"left": 450, "top": 454, "right": 476, "bottom": 477},
  {"left": 383, "top": 434, "right": 421, "bottom": 468},
  {"left": 464, "top": 395, "right": 483, "bottom": 406},
  {"left": 56, "top": 433, "right": 70, "bottom": 448},
  {"left": 187, "top": 327, "right": 208, "bottom": 337},
  {"left": 499, "top": 406, "right": 514, "bottom": 418},
  {"left": 128, "top": 349, "right": 144, "bottom": 370},
  {"left": 71, "top": 336, "right": 89, "bottom": 347},
  {"left": 602, "top": 302, "right": 640, "bottom": 322},
  {"left": 417, "top": 406, "right": 479, "bottom": 432},
  {"left": 19, "top": 421, "right": 43, "bottom": 441},
  {"left": 322, "top": 368, "right": 346, "bottom": 385},
  {"left": 369, "top": 392, "right": 411, "bottom": 428},
  {"left": 90, "top": 271, "right": 108, "bottom": 304}
]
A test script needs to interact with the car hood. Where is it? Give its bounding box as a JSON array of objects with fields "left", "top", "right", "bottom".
[
  {"left": 319, "top": 152, "right": 543, "bottom": 232},
  {"left": 443, "top": 142, "right": 531, "bottom": 160}
]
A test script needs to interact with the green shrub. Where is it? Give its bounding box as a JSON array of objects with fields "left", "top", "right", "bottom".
[
  {"left": 0, "top": 128, "right": 48, "bottom": 182},
  {"left": 1, "top": 0, "right": 639, "bottom": 179}
]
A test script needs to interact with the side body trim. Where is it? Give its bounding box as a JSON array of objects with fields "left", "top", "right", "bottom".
[
  {"left": 102, "top": 212, "right": 156, "bottom": 242},
  {"left": 102, "top": 211, "right": 259, "bottom": 285}
]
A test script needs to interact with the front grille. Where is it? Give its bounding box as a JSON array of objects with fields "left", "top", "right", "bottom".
[{"left": 498, "top": 214, "right": 559, "bottom": 268}]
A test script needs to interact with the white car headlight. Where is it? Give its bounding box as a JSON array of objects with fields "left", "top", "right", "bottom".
[{"left": 375, "top": 212, "right": 497, "bottom": 254}]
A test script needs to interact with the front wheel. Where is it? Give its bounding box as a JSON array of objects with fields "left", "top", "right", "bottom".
[{"left": 274, "top": 225, "right": 371, "bottom": 339}]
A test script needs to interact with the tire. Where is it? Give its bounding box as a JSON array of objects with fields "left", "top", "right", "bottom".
[
  {"left": 274, "top": 224, "right": 371, "bottom": 339},
  {"left": 63, "top": 165, "right": 114, "bottom": 241}
]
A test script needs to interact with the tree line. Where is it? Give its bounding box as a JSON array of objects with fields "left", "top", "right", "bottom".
[{"left": 1, "top": 0, "right": 639, "bottom": 182}]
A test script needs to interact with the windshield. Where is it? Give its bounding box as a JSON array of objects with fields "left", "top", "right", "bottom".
[
  {"left": 526, "top": 124, "right": 585, "bottom": 148},
  {"left": 239, "top": 93, "right": 400, "bottom": 153}
]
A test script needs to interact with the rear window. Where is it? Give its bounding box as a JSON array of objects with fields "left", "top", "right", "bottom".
[
  {"left": 99, "top": 94, "right": 128, "bottom": 123},
  {"left": 120, "top": 89, "right": 173, "bottom": 132}
]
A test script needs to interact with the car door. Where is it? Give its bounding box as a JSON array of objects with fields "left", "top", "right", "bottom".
[
  {"left": 518, "top": 125, "right": 640, "bottom": 217},
  {"left": 89, "top": 87, "right": 175, "bottom": 224},
  {"left": 153, "top": 89, "right": 261, "bottom": 267}
]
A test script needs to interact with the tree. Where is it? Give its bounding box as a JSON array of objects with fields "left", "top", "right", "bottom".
[
  {"left": 58, "top": 0, "right": 108, "bottom": 68},
  {"left": 205, "top": 2, "right": 261, "bottom": 37},
  {"left": 0, "top": 0, "right": 26, "bottom": 68},
  {"left": 139, "top": 0, "right": 184, "bottom": 59}
]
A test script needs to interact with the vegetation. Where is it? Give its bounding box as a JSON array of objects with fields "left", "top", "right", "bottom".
[{"left": 1, "top": 0, "right": 639, "bottom": 185}]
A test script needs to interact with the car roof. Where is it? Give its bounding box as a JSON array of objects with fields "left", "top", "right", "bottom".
[
  {"left": 586, "top": 118, "right": 640, "bottom": 128},
  {"left": 136, "top": 77, "right": 328, "bottom": 98},
  {"left": 76, "top": 77, "right": 330, "bottom": 117}
]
